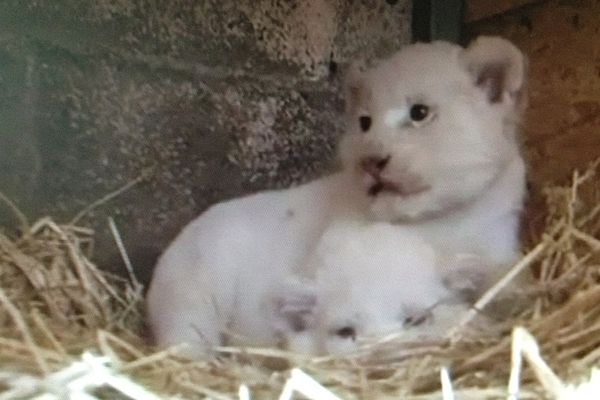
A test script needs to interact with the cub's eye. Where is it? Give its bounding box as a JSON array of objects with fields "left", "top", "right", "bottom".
[
  {"left": 359, "top": 115, "right": 372, "bottom": 132},
  {"left": 409, "top": 104, "right": 430, "bottom": 123},
  {"left": 334, "top": 326, "right": 357, "bottom": 340}
]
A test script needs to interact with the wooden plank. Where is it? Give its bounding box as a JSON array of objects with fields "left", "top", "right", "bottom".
[{"left": 465, "top": 0, "right": 542, "bottom": 22}]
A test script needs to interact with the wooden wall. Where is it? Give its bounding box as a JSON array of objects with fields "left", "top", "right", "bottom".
[
  {"left": 468, "top": 0, "right": 600, "bottom": 201},
  {"left": 466, "top": 0, "right": 542, "bottom": 22}
]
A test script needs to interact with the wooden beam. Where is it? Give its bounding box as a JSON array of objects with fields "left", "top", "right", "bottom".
[{"left": 465, "top": 0, "right": 542, "bottom": 22}]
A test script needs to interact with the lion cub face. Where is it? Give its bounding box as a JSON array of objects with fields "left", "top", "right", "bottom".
[{"left": 339, "top": 37, "right": 527, "bottom": 222}]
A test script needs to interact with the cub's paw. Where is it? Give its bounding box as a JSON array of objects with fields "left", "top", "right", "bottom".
[{"left": 441, "top": 253, "right": 490, "bottom": 302}]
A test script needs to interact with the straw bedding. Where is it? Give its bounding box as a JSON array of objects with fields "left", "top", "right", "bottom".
[{"left": 0, "top": 160, "right": 599, "bottom": 399}]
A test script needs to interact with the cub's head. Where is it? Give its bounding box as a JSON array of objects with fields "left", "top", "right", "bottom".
[
  {"left": 339, "top": 37, "right": 527, "bottom": 221},
  {"left": 268, "top": 278, "right": 405, "bottom": 356},
  {"left": 268, "top": 222, "right": 449, "bottom": 356}
]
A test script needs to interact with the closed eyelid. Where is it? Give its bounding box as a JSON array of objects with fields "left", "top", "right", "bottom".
[
  {"left": 329, "top": 319, "right": 360, "bottom": 335},
  {"left": 332, "top": 326, "right": 357, "bottom": 340}
]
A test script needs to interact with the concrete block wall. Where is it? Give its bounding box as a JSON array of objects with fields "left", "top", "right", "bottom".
[{"left": 0, "top": 0, "right": 411, "bottom": 283}]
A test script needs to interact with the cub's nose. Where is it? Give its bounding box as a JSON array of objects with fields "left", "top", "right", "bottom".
[{"left": 359, "top": 155, "right": 390, "bottom": 177}]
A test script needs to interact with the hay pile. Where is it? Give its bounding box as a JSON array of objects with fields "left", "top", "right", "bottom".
[{"left": 0, "top": 161, "right": 599, "bottom": 399}]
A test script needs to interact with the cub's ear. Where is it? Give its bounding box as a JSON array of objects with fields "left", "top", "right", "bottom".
[
  {"left": 343, "top": 60, "right": 369, "bottom": 114},
  {"left": 269, "top": 279, "right": 319, "bottom": 334},
  {"left": 461, "top": 36, "right": 527, "bottom": 105}
]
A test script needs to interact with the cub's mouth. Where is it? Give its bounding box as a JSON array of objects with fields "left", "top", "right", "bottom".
[
  {"left": 366, "top": 176, "right": 431, "bottom": 197},
  {"left": 368, "top": 179, "right": 401, "bottom": 196}
]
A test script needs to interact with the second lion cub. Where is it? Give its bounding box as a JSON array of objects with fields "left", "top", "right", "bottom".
[{"left": 147, "top": 36, "right": 528, "bottom": 358}]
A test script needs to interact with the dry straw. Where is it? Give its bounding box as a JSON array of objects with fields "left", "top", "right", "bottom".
[{"left": 0, "top": 159, "right": 599, "bottom": 399}]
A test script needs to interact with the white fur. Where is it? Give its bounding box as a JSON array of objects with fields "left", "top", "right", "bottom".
[
  {"left": 274, "top": 221, "right": 460, "bottom": 356},
  {"left": 383, "top": 108, "right": 407, "bottom": 128},
  {"left": 146, "top": 174, "right": 366, "bottom": 358},
  {"left": 146, "top": 37, "right": 527, "bottom": 358},
  {"left": 340, "top": 37, "right": 527, "bottom": 285}
]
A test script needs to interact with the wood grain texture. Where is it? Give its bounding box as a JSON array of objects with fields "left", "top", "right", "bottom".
[
  {"left": 466, "top": 0, "right": 542, "bottom": 22},
  {"left": 468, "top": 0, "right": 600, "bottom": 238}
]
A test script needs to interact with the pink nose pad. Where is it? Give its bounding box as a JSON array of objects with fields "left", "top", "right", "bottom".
[{"left": 359, "top": 156, "right": 390, "bottom": 177}]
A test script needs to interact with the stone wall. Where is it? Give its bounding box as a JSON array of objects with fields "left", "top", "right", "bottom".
[{"left": 0, "top": 1, "right": 411, "bottom": 283}]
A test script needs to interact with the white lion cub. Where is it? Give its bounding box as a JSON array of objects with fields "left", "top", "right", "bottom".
[
  {"left": 146, "top": 36, "right": 527, "bottom": 358},
  {"left": 148, "top": 220, "right": 459, "bottom": 358},
  {"left": 338, "top": 37, "right": 527, "bottom": 291},
  {"left": 270, "top": 221, "right": 463, "bottom": 356}
]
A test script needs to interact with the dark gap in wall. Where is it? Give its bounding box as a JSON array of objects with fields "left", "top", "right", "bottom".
[
  {"left": 412, "top": 0, "right": 465, "bottom": 44},
  {"left": 412, "top": 0, "right": 433, "bottom": 42}
]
